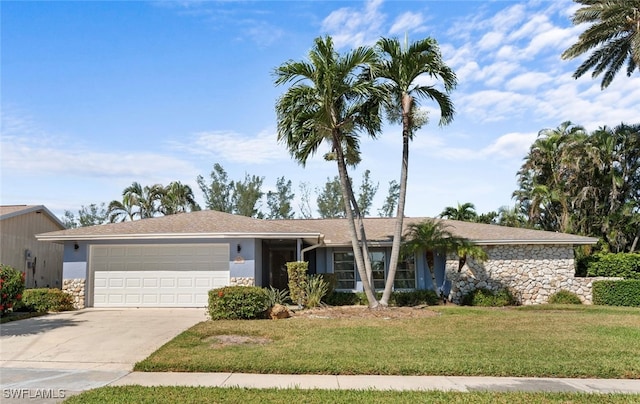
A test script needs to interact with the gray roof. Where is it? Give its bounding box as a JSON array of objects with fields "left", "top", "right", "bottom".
[
  {"left": 36, "top": 210, "right": 597, "bottom": 246},
  {"left": 1, "top": 205, "right": 65, "bottom": 229}
]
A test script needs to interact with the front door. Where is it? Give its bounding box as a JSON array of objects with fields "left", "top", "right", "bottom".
[{"left": 269, "top": 248, "right": 295, "bottom": 290}]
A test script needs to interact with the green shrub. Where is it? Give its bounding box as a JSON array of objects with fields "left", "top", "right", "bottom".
[
  {"left": 0, "top": 264, "right": 25, "bottom": 317},
  {"left": 324, "top": 291, "right": 360, "bottom": 306},
  {"left": 304, "top": 275, "right": 329, "bottom": 308},
  {"left": 319, "top": 273, "right": 337, "bottom": 295},
  {"left": 583, "top": 253, "right": 640, "bottom": 279},
  {"left": 20, "top": 288, "right": 75, "bottom": 312},
  {"left": 392, "top": 290, "right": 439, "bottom": 307},
  {"left": 286, "top": 261, "right": 308, "bottom": 307},
  {"left": 592, "top": 280, "right": 640, "bottom": 307},
  {"left": 264, "top": 286, "right": 289, "bottom": 306},
  {"left": 548, "top": 290, "right": 582, "bottom": 305},
  {"left": 461, "top": 287, "right": 515, "bottom": 307},
  {"left": 208, "top": 286, "right": 269, "bottom": 320}
]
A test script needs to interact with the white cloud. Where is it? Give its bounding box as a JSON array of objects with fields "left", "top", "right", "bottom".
[
  {"left": 480, "top": 132, "right": 537, "bottom": 159},
  {"left": 505, "top": 71, "right": 553, "bottom": 91},
  {"left": 1, "top": 134, "right": 197, "bottom": 180},
  {"left": 173, "top": 129, "right": 290, "bottom": 164},
  {"left": 389, "top": 11, "right": 424, "bottom": 35},
  {"left": 321, "top": 0, "right": 385, "bottom": 48}
]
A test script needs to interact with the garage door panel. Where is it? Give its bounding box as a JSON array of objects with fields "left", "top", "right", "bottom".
[{"left": 92, "top": 243, "right": 231, "bottom": 307}]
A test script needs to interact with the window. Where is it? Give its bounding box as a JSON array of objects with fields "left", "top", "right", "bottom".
[
  {"left": 370, "top": 251, "right": 386, "bottom": 290},
  {"left": 394, "top": 254, "right": 416, "bottom": 289},
  {"left": 334, "top": 251, "right": 355, "bottom": 290},
  {"left": 333, "top": 250, "right": 387, "bottom": 290}
]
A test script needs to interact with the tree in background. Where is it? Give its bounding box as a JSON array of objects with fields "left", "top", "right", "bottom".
[
  {"left": 297, "top": 182, "right": 314, "bottom": 219},
  {"left": 357, "top": 169, "right": 379, "bottom": 216},
  {"left": 62, "top": 203, "right": 108, "bottom": 228},
  {"left": 378, "top": 180, "right": 400, "bottom": 217},
  {"left": 496, "top": 205, "right": 528, "bottom": 228},
  {"left": 160, "top": 181, "right": 200, "bottom": 215},
  {"left": 374, "top": 36, "right": 457, "bottom": 306},
  {"left": 106, "top": 182, "right": 163, "bottom": 222},
  {"left": 197, "top": 163, "right": 265, "bottom": 218},
  {"left": 316, "top": 176, "right": 345, "bottom": 218},
  {"left": 274, "top": 36, "right": 382, "bottom": 307},
  {"left": 197, "top": 163, "right": 233, "bottom": 213},
  {"left": 107, "top": 192, "right": 139, "bottom": 223},
  {"left": 232, "top": 173, "right": 265, "bottom": 218},
  {"left": 439, "top": 202, "right": 478, "bottom": 222},
  {"left": 515, "top": 121, "right": 640, "bottom": 252},
  {"left": 562, "top": 0, "right": 640, "bottom": 89},
  {"left": 267, "top": 176, "right": 295, "bottom": 219},
  {"left": 514, "top": 121, "right": 587, "bottom": 233}
]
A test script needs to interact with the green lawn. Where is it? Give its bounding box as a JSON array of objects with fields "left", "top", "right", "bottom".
[
  {"left": 63, "top": 386, "right": 639, "bottom": 404},
  {"left": 135, "top": 305, "right": 640, "bottom": 378}
]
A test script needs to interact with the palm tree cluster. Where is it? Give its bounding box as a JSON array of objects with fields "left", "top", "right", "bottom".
[
  {"left": 514, "top": 121, "right": 640, "bottom": 252},
  {"left": 562, "top": 0, "right": 640, "bottom": 89},
  {"left": 107, "top": 181, "right": 200, "bottom": 223},
  {"left": 274, "top": 35, "right": 456, "bottom": 307}
]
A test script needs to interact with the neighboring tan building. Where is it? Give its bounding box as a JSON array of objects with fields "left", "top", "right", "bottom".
[{"left": 1, "top": 205, "right": 65, "bottom": 288}]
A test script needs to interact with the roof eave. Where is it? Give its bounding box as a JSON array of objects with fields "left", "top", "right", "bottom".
[{"left": 36, "top": 232, "right": 323, "bottom": 243}]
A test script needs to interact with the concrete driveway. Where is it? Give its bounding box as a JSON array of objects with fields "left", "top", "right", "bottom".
[{"left": 0, "top": 308, "right": 206, "bottom": 401}]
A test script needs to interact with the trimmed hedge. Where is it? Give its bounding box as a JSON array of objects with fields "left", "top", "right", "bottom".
[
  {"left": 392, "top": 290, "right": 439, "bottom": 306},
  {"left": 592, "top": 280, "right": 640, "bottom": 307},
  {"left": 461, "top": 287, "right": 516, "bottom": 307},
  {"left": 208, "top": 286, "right": 269, "bottom": 320},
  {"left": 324, "top": 290, "right": 439, "bottom": 307},
  {"left": 548, "top": 290, "right": 582, "bottom": 304},
  {"left": 581, "top": 253, "right": 640, "bottom": 279},
  {"left": 18, "top": 288, "right": 75, "bottom": 312}
]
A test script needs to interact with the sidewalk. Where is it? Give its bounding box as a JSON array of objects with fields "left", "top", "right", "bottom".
[{"left": 110, "top": 372, "right": 640, "bottom": 394}]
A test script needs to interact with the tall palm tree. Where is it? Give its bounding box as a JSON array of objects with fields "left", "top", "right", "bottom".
[
  {"left": 439, "top": 202, "right": 478, "bottom": 222},
  {"left": 561, "top": 0, "right": 640, "bottom": 89},
  {"left": 160, "top": 181, "right": 200, "bottom": 215},
  {"left": 374, "top": 36, "right": 457, "bottom": 306},
  {"left": 274, "top": 36, "right": 383, "bottom": 307}
]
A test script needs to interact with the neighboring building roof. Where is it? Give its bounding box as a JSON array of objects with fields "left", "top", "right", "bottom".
[
  {"left": 36, "top": 209, "right": 598, "bottom": 246},
  {"left": 0, "top": 205, "right": 65, "bottom": 229}
]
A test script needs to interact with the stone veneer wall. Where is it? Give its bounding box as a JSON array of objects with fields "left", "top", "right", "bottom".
[
  {"left": 445, "top": 244, "right": 612, "bottom": 305},
  {"left": 230, "top": 277, "right": 255, "bottom": 286},
  {"left": 62, "top": 278, "right": 86, "bottom": 309}
]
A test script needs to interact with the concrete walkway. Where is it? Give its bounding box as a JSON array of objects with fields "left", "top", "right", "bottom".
[{"left": 112, "top": 372, "right": 640, "bottom": 394}]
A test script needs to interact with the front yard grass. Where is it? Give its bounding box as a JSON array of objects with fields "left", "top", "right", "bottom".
[
  {"left": 63, "top": 386, "right": 638, "bottom": 404},
  {"left": 135, "top": 305, "right": 640, "bottom": 378}
]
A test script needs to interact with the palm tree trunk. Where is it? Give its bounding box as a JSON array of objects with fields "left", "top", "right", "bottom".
[
  {"left": 348, "top": 187, "right": 374, "bottom": 287},
  {"left": 425, "top": 250, "right": 439, "bottom": 296},
  {"left": 381, "top": 94, "right": 411, "bottom": 306},
  {"left": 334, "top": 134, "right": 378, "bottom": 307}
]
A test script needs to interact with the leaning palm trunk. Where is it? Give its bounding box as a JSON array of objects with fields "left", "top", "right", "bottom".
[
  {"left": 334, "top": 135, "right": 379, "bottom": 307},
  {"left": 381, "top": 94, "right": 412, "bottom": 305},
  {"left": 346, "top": 177, "right": 374, "bottom": 287}
]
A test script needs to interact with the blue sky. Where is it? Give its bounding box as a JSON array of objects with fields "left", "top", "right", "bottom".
[{"left": 2, "top": 0, "right": 639, "bottom": 221}]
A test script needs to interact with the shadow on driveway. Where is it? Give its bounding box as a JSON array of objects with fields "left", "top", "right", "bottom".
[{"left": 0, "top": 313, "right": 85, "bottom": 337}]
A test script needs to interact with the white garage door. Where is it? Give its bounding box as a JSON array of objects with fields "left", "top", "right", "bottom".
[{"left": 91, "top": 244, "right": 229, "bottom": 307}]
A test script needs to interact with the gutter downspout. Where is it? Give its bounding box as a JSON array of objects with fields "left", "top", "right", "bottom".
[{"left": 300, "top": 234, "right": 325, "bottom": 261}]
